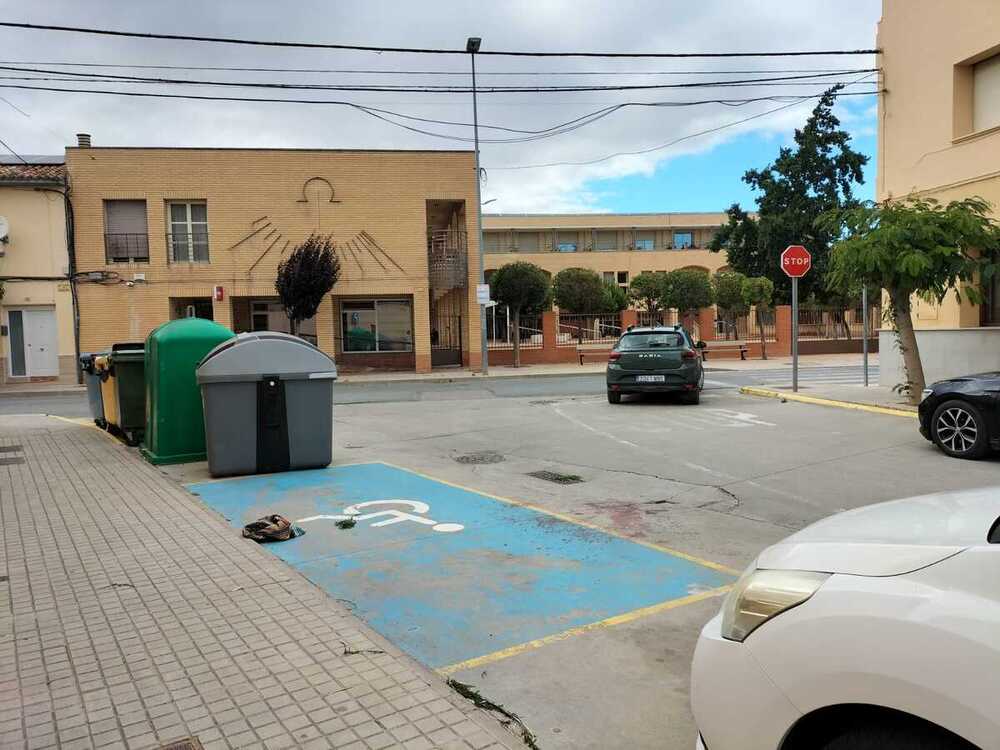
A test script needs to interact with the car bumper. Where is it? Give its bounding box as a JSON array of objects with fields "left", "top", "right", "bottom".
[
  {"left": 609, "top": 382, "right": 696, "bottom": 394},
  {"left": 691, "top": 614, "right": 800, "bottom": 750},
  {"left": 607, "top": 369, "right": 700, "bottom": 392}
]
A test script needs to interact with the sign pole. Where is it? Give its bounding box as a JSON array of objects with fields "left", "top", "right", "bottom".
[
  {"left": 862, "top": 285, "right": 869, "bottom": 387},
  {"left": 791, "top": 276, "right": 799, "bottom": 392}
]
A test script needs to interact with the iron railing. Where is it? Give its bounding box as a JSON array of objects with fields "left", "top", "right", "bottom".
[
  {"left": 105, "top": 232, "right": 149, "bottom": 263},
  {"left": 428, "top": 229, "right": 468, "bottom": 290},
  {"left": 485, "top": 305, "right": 542, "bottom": 350},
  {"left": 797, "top": 306, "right": 880, "bottom": 340},
  {"left": 167, "top": 232, "right": 210, "bottom": 263},
  {"left": 733, "top": 308, "right": 777, "bottom": 342},
  {"left": 557, "top": 313, "right": 621, "bottom": 346}
]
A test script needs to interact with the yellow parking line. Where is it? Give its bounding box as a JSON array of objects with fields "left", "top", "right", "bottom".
[
  {"left": 739, "top": 386, "right": 918, "bottom": 419},
  {"left": 375, "top": 460, "right": 742, "bottom": 576},
  {"left": 436, "top": 585, "right": 732, "bottom": 676}
]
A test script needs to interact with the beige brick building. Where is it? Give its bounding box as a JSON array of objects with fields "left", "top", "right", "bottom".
[
  {"left": 482, "top": 212, "right": 730, "bottom": 289},
  {"left": 66, "top": 141, "right": 481, "bottom": 373}
]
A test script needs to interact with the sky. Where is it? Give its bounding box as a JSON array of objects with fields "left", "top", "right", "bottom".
[{"left": 0, "top": 0, "right": 882, "bottom": 214}]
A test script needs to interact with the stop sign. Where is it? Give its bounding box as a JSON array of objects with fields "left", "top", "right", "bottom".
[{"left": 781, "top": 245, "right": 811, "bottom": 278}]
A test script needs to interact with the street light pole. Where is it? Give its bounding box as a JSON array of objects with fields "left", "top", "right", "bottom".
[{"left": 467, "top": 36, "right": 488, "bottom": 376}]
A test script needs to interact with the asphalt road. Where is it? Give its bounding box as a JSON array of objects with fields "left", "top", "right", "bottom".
[{"left": 5, "top": 364, "right": 879, "bottom": 416}]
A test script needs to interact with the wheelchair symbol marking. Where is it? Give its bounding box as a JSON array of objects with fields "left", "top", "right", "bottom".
[{"left": 298, "top": 499, "right": 464, "bottom": 533}]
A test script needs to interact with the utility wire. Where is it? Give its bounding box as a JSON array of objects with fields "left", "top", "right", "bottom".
[
  {"left": 0, "top": 60, "right": 874, "bottom": 76},
  {"left": 0, "top": 22, "right": 881, "bottom": 58},
  {"left": 0, "top": 64, "right": 879, "bottom": 93},
  {"left": 0, "top": 135, "right": 27, "bottom": 163}
]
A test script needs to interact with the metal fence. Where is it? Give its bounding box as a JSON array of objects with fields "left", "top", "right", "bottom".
[
  {"left": 557, "top": 313, "right": 621, "bottom": 346},
  {"left": 485, "top": 305, "right": 543, "bottom": 350},
  {"left": 798, "top": 306, "right": 880, "bottom": 340},
  {"left": 724, "top": 308, "right": 777, "bottom": 342}
]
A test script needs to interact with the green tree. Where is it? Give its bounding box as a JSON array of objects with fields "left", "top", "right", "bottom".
[
  {"left": 629, "top": 271, "right": 668, "bottom": 315},
  {"left": 664, "top": 268, "right": 714, "bottom": 319},
  {"left": 552, "top": 267, "right": 606, "bottom": 313},
  {"left": 709, "top": 86, "right": 868, "bottom": 303},
  {"left": 600, "top": 281, "right": 628, "bottom": 313},
  {"left": 275, "top": 234, "right": 340, "bottom": 336},
  {"left": 491, "top": 262, "right": 551, "bottom": 367},
  {"left": 741, "top": 276, "right": 775, "bottom": 360},
  {"left": 822, "top": 196, "right": 1000, "bottom": 401},
  {"left": 712, "top": 271, "right": 749, "bottom": 340}
]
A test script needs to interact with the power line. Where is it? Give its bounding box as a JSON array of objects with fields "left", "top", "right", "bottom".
[
  {"left": 0, "top": 22, "right": 881, "bottom": 58},
  {"left": 0, "top": 60, "right": 874, "bottom": 76},
  {"left": 0, "top": 135, "right": 27, "bottom": 163},
  {"left": 0, "top": 64, "right": 879, "bottom": 93}
]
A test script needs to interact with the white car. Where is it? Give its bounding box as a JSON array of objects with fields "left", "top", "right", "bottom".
[{"left": 691, "top": 487, "right": 999, "bottom": 750}]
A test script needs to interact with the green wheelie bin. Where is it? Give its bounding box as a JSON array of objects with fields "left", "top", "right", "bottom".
[
  {"left": 102, "top": 343, "right": 146, "bottom": 445},
  {"left": 141, "top": 317, "right": 235, "bottom": 465}
]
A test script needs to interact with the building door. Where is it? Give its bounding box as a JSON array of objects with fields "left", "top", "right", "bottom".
[
  {"left": 431, "top": 314, "right": 463, "bottom": 367},
  {"left": 8, "top": 307, "right": 58, "bottom": 377}
]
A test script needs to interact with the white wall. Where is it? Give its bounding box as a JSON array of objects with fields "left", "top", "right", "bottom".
[{"left": 879, "top": 328, "right": 1000, "bottom": 387}]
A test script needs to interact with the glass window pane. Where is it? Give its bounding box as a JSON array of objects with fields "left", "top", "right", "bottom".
[
  {"left": 376, "top": 301, "right": 412, "bottom": 351},
  {"left": 170, "top": 203, "right": 187, "bottom": 223},
  {"left": 8, "top": 310, "right": 25, "bottom": 376},
  {"left": 673, "top": 232, "right": 693, "bottom": 249},
  {"left": 171, "top": 235, "right": 190, "bottom": 262},
  {"left": 189, "top": 203, "right": 207, "bottom": 223},
  {"left": 595, "top": 231, "right": 617, "bottom": 251},
  {"left": 343, "top": 308, "right": 377, "bottom": 351},
  {"left": 193, "top": 238, "right": 209, "bottom": 262}
]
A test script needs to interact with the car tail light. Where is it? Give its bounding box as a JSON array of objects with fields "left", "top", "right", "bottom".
[
  {"left": 608, "top": 351, "right": 621, "bottom": 362},
  {"left": 682, "top": 349, "right": 698, "bottom": 360}
]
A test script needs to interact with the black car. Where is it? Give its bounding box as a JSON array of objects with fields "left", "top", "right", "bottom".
[
  {"left": 606, "top": 325, "right": 705, "bottom": 404},
  {"left": 918, "top": 372, "right": 1000, "bottom": 459}
]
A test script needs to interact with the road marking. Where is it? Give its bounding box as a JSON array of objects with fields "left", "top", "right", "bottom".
[
  {"left": 436, "top": 584, "right": 732, "bottom": 676},
  {"left": 552, "top": 402, "right": 641, "bottom": 449},
  {"left": 299, "top": 499, "right": 465, "bottom": 533},
  {"left": 375, "top": 461, "right": 742, "bottom": 576},
  {"left": 740, "top": 386, "right": 918, "bottom": 418}
]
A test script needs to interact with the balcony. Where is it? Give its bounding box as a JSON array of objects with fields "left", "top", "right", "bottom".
[
  {"left": 105, "top": 233, "right": 150, "bottom": 263},
  {"left": 167, "top": 232, "right": 210, "bottom": 263},
  {"left": 427, "top": 229, "right": 468, "bottom": 290}
]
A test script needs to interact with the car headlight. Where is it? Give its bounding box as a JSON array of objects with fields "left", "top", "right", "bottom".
[
  {"left": 720, "top": 568, "right": 830, "bottom": 642},
  {"left": 920, "top": 388, "right": 933, "bottom": 402}
]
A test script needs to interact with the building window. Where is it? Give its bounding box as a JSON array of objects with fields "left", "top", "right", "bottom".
[
  {"left": 603, "top": 271, "right": 615, "bottom": 284},
  {"left": 673, "top": 231, "right": 694, "bottom": 249},
  {"left": 167, "top": 201, "right": 209, "bottom": 262},
  {"left": 635, "top": 231, "right": 655, "bottom": 250},
  {"left": 617, "top": 271, "right": 629, "bottom": 286},
  {"left": 104, "top": 200, "right": 149, "bottom": 262},
  {"left": 556, "top": 231, "right": 578, "bottom": 252},
  {"left": 594, "top": 230, "right": 617, "bottom": 251},
  {"left": 974, "top": 53, "right": 1000, "bottom": 132},
  {"left": 483, "top": 232, "right": 503, "bottom": 253},
  {"left": 342, "top": 300, "right": 413, "bottom": 352},
  {"left": 515, "top": 231, "right": 540, "bottom": 252}
]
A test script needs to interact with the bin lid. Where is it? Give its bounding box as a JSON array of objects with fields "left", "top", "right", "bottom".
[{"left": 196, "top": 331, "right": 337, "bottom": 384}]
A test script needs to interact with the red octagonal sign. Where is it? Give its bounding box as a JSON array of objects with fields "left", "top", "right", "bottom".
[{"left": 781, "top": 244, "right": 811, "bottom": 278}]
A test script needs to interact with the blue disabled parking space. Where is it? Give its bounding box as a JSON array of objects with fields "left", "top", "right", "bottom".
[{"left": 188, "top": 462, "right": 732, "bottom": 670}]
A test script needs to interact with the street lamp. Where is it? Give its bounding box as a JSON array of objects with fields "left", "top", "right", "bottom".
[{"left": 467, "top": 36, "right": 488, "bottom": 376}]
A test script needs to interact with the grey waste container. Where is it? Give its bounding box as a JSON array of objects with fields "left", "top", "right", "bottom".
[
  {"left": 79, "top": 352, "right": 107, "bottom": 427},
  {"left": 196, "top": 332, "right": 337, "bottom": 477}
]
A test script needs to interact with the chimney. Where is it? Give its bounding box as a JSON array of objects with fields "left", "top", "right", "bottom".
[{"left": 76, "top": 133, "right": 91, "bottom": 148}]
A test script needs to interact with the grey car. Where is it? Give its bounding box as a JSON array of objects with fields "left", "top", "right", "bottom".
[{"left": 606, "top": 325, "right": 705, "bottom": 404}]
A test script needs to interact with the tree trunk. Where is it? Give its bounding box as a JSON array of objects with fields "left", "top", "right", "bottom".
[
  {"left": 512, "top": 307, "right": 521, "bottom": 368},
  {"left": 840, "top": 308, "right": 852, "bottom": 340},
  {"left": 289, "top": 317, "right": 298, "bottom": 337},
  {"left": 757, "top": 307, "right": 767, "bottom": 360},
  {"left": 890, "top": 289, "right": 925, "bottom": 403}
]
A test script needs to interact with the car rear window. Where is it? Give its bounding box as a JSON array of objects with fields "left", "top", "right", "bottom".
[{"left": 618, "top": 332, "right": 685, "bottom": 350}]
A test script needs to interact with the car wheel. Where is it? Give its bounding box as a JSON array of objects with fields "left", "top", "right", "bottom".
[
  {"left": 681, "top": 389, "right": 700, "bottom": 405},
  {"left": 607, "top": 390, "right": 621, "bottom": 404},
  {"left": 930, "top": 399, "right": 989, "bottom": 459},
  {"left": 820, "top": 720, "right": 974, "bottom": 749}
]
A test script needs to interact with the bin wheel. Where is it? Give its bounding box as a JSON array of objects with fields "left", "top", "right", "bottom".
[{"left": 123, "top": 430, "right": 140, "bottom": 447}]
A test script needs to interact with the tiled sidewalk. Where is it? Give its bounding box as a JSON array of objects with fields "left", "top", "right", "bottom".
[{"left": 0, "top": 416, "right": 524, "bottom": 750}]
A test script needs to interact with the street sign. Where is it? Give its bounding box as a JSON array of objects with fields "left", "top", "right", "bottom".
[
  {"left": 781, "top": 245, "right": 811, "bottom": 278},
  {"left": 476, "top": 283, "right": 491, "bottom": 305},
  {"left": 781, "top": 245, "right": 810, "bottom": 392}
]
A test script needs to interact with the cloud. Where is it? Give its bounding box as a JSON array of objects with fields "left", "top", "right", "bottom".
[{"left": 0, "top": 0, "right": 881, "bottom": 211}]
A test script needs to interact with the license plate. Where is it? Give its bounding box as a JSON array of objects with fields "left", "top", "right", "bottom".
[{"left": 635, "top": 375, "right": 666, "bottom": 383}]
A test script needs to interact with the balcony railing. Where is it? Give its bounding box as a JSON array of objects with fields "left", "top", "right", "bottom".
[
  {"left": 427, "top": 229, "right": 468, "bottom": 290},
  {"left": 167, "top": 232, "right": 210, "bottom": 263},
  {"left": 105, "top": 233, "right": 150, "bottom": 263}
]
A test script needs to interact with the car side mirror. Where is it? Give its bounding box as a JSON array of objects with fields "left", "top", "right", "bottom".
[{"left": 696, "top": 340, "right": 707, "bottom": 349}]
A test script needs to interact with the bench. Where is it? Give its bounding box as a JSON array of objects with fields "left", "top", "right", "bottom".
[
  {"left": 577, "top": 342, "right": 611, "bottom": 364},
  {"left": 703, "top": 341, "right": 748, "bottom": 361}
]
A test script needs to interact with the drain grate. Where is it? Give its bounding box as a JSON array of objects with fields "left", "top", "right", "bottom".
[
  {"left": 0, "top": 444, "right": 23, "bottom": 453},
  {"left": 527, "top": 470, "right": 584, "bottom": 485},
  {"left": 454, "top": 451, "right": 505, "bottom": 465},
  {"left": 158, "top": 739, "right": 204, "bottom": 750},
  {"left": 0, "top": 457, "right": 25, "bottom": 465}
]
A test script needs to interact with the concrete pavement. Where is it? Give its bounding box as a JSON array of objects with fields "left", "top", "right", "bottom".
[{"left": 0, "top": 416, "right": 527, "bottom": 750}]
